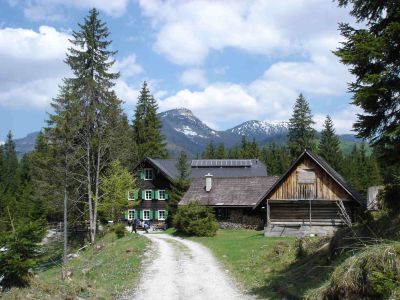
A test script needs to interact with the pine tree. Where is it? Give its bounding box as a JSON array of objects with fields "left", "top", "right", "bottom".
[
  {"left": 248, "top": 138, "right": 260, "bottom": 158},
  {"left": 132, "top": 82, "right": 167, "bottom": 160},
  {"left": 335, "top": 0, "right": 400, "bottom": 167},
  {"left": 288, "top": 94, "right": 316, "bottom": 158},
  {"left": 215, "top": 143, "right": 226, "bottom": 159},
  {"left": 2, "top": 131, "right": 19, "bottom": 195},
  {"left": 168, "top": 150, "right": 191, "bottom": 225},
  {"left": 63, "top": 8, "right": 124, "bottom": 242},
  {"left": 318, "top": 115, "right": 342, "bottom": 170},
  {"left": 240, "top": 136, "right": 249, "bottom": 158},
  {"left": 202, "top": 141, "right": 216, "bottom": 159}
]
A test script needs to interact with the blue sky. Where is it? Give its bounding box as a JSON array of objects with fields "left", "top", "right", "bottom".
[{"left": 0, "top": 0, "right": 359, "bottom": 141}]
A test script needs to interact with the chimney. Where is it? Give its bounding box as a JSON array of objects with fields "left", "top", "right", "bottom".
[{"left": 205, "top": 173, "right": 213, "bottom": 192}]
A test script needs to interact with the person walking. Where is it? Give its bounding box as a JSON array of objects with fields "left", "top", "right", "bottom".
[{"left": 132, "top": 218, "right": 137, "bottom": 233}]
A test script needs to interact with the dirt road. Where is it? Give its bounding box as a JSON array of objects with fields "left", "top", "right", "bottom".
[{"left": 121, "top": 233, "right": 254, "bottom": 300}]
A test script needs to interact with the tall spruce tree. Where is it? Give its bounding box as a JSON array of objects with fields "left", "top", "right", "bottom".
[
  {"left": 215, "top": 143, "right": 226, "bottom": 159},
  {"left": 202, "top": 141, "right": 216, "bottom": 159},
  {"left": 132, "top": 82, "right": 167, "bottom": 160},
  {"left": 64, "top": 8, "right": 124, "bottom": 242},
  {"left": 335, "top": 0, "right": 400, "bottom": 167},
  {"left": 318, "top": 115, "right": 342, "bottom": 170},
  {"left": 288, "top": 94, "right": 316, "bottom": 158}
]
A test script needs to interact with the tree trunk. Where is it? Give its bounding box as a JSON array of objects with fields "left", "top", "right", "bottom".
[
  {"left": 86, "top": 141, "right": 95, "bottom": 243},
  {"left": 63, "top": 153, "right": 68, "bottom": 265},
  {"left": 93, "top": 144, "right": 101, "bottom": 241}
]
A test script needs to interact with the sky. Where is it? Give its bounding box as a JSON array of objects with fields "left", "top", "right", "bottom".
[{"left": 0, "top": 0, "right": 360, "bottom": 140}]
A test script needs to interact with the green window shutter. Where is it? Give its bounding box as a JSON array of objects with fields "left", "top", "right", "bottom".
[
  {"left": 165, "top": 192, "right": 169, "bottom": 200},
  {"left": 165, "top": 210, "right": 168, "bottom": 219},
  {"left": 149, "top": 210, "right": 153, "bottom": 220},
  {"left": 154, "top": 190, "right": 159, "bottom": 200},
  {"left": 139, "top": 210, "right": 143, "bottom": 219},
  {"left": 140, "top": 170, "right": 144, "bottom": 179},
  {"left": 141, "top": 191, "right": 145, "bottom": 199},
  {"left": 155, "top": 210, "right": 159, "bottom": 220},
  {"left": 151, "top": 190, "right": 155, "bottom": 200},
  {"left": 134, "top": 210, "right": 138, "bottom": 219},
  {"left": 134, "top": 191, "right": 139, "bottom": 200},
  {"left": 124, "top": 211, "right": 128, "bottom": 220}
]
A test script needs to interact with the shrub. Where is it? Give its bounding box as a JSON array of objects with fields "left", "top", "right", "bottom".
[
  {"left": 173, "top": 202, "right": 219, "bottom": 237},
  {"left": 322, "top": 243, "right": 400, "bottom": 299},
  {"left": 113, "top": 224, "right": 126, "bottom": 239}
]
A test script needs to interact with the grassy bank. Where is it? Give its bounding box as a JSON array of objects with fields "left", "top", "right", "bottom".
[
  {"left": 167, "top": 228, "right": 297, "bottom": 299},
  {"left": 3, "top": 231, "right": 149, "bottom": 299}
]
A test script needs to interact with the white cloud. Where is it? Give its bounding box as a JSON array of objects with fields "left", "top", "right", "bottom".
[
  {"left": 139, "top": 0, "right": 353, "bottom": 66},
  {"left": 112, "top": 54, "right": 143, "bottom": 79},
  {"left": 10, "top": 0, "right": 129, "bottom": 20},
  {"left": 0, "top": 26, "right": 71, "bottom": 108},
  {"left": 315, "top": 105, "right": 361, "bottom": 134},
  {"left": 179, "top": 69, "right": 207, "bottom": 88},
  {"left": 0, "top": 26, "right": 142, "bottom": 109},
  {"left": 160, "top": 83, "right": 259, "bottom": 128}
]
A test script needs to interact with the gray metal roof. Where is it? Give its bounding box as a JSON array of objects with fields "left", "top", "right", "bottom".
[
  {"left": 180, "top": 176, "right": 279, "bottom": 207},
  {"left": 149, "top": 158, "right": 268, "bottom": 180}
]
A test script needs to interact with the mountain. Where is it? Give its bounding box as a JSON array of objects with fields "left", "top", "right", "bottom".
[
  {"left": 14, "top": 108, "right": 364, "bottom": 157},
  {"left": 15, "top": 131, "right": 39, "bottom": 156}
]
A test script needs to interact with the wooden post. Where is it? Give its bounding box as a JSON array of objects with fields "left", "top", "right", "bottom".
[{"left": 266, "top": 200, "right": 270, "bottom": 227}]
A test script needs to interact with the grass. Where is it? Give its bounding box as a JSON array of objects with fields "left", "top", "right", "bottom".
[
  {"left": 3, "top": 231, "right": 149, "bottom": 300},
  {"left": 167, "top": 228, "right": 297, "bottom": 299}
]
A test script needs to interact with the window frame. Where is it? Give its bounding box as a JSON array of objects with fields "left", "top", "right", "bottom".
[
  {"left": 158, "top": 210, "right": 166, "bottom": 220},
  {"left": 127, "top": 191, "right": 136, "bottom": 201},
  {"left": 144, "top": 190, "right": 152, "bottom": 200},
  {"left": 143, "top": 210, "right": 150, "bottom": 220},
  {"left": 144, "top": 168, "right": 154, "bottom": 180},
  {"left": 127, "top": 209, "right": 135, "bottom": 220},
  {"left": 158, "top": 190, "right": 166, "bottom": 200}
]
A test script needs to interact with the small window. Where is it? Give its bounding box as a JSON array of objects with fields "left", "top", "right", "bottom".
[
  {"left": 158, "top": 190, "right": 166, "bottom": 200},
  {"left": 144, "top": 168, "right": 153, "bottom": 180},
  {"left": 128, "top": 210, "right": 135, "bottom": 220},
  {"left": 127, "top": 191, "right": 136, "bottom": 200},
  {"left": 158, "top": 210, "right": 166, "bottom": 220},
  {"left": 143, "top": 210, "right": 150, "bottom": 220},
  {"left": 144, "top": 190, "right": 152, "bottom": 200}
]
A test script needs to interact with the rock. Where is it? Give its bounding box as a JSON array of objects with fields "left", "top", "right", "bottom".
[
  {"left": 61, "top": 269, "right": 73, "bottom": 280},
  {"left": 81, "top": 268, "right": 90, "bottom": 275}
]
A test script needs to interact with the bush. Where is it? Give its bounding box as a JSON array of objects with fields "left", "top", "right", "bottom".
[
  {"left": 173, "top": 202, "right": 219, "bottom": 237},
  {"left": 321, "top": 243, "right": 400, "bottom": 299},
  {"left": 113, "top": 224, "right": 126, "bottom": 239}
]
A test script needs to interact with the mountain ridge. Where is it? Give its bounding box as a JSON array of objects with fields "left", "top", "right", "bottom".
[{"left": 13, "top": 108, "right": 362, "bottom": 157}]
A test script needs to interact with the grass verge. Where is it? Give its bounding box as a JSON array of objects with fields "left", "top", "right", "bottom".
[{"left": 2, "top": 232, "right": 149, "bottom": 299}]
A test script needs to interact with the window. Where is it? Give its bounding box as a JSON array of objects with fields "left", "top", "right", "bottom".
[
  {"left": 144, "top": 168, "right": 153, "bottom": 180},
  {"left": 128, "top": 210, "right": 135, "bottom": 220},
  {"left": 158, "top": 210, "right": 166, "bottom": 220},
  {"left": 158, "top": 190, "right": 166, "bottom": 200},
  {"left": 297, "top": 169, "right": 316, "bottom": 199},
  {"left": 144, "top": 190, "right": 152, "bottom": 200},
  {"left": 127, "top": 191, "right": 136, "bottom": 200},
  {"left": 143, "top": 210, "right": 150, "bottom": 220}
]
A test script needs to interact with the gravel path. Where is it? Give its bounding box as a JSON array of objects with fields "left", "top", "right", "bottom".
[{"left": 121, "top": 233, "right": 255, "bottom": 300}]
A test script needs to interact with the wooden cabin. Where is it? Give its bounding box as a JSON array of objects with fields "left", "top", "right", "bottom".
[{"left": 254, "top": 150, "right": 365, "bottom": 237}]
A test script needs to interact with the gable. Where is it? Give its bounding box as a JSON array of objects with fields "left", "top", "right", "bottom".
[{"left": 269, "top": 156, "right": 351, "bottom": 201}]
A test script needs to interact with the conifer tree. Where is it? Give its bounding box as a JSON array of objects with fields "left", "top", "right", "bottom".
[
  {"left": 288, "top": 94, "right": 316, "bottom": 157},
  {"left": 335, "top": 0, "right": 400, "bottom": 166},
  {"left": 202, "top": 141, "right": 216, "bottom": 159},
  {"left": 168, "top": 150, "right": 191, "bottom": 225},
  {"left": 132, "top": 82, "right": 167, "bottom": 160},
  {"left": 318, "top": 115, "right": 342, "bottom": 170},
  {"left": 248, "top": 138, "right": 260, "bottom": 158},
  {"left": 63, "top": 8, "right": 124, "bottom": 242},
  {"left": 215, "top": 143, "right": 226, "bottom": 159}
]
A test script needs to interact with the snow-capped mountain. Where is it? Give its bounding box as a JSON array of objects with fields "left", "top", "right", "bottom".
[
  {"left": 14, "top": 108, "right": 361, "bottom": 158},
  {"left": 227, "top": 120, "right": 288, "bottom": 141},
  {"left": 158, "top": 108, "right": 289, "bottom": 156}
]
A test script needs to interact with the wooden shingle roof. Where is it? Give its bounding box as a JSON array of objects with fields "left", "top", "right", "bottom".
[{"left": 180, "top": 176, "right": 279, "bottom": 207}]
